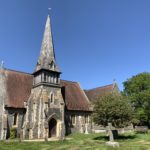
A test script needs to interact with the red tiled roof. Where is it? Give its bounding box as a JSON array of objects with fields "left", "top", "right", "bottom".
[
  {"left": 84, "top": 84, "right": 114, "bottom": 102},
  {"left": 3, "top": 69, "right": 91, "bottom": 111},
  {"left": 60, "top": 80, "right": 91, "bottom": 111},
  {"left": 5, "top": 69, "right": 33, "bottom": 108}
]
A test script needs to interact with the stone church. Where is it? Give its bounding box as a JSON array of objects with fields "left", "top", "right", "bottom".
[{"left": 0, "top": 15, "right": 118, "bottom": 140}]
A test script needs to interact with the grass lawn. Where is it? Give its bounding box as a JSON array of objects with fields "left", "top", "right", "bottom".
[{"left": 1, "top": 132, "right": 150, "bottom": 150}]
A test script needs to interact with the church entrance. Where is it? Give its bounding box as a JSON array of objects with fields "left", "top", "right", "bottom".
[{"left": 49, "top": 118, "right": 57, "bottom": 138}]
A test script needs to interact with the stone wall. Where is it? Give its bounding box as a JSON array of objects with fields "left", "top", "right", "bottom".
[
  {"left": 23, "top": 85, "right": 65, "bottom": 139},
  {"left": 65, "top": 110, "right": 92, "bottom": 135},
  {"left": 5, "top": 108, "right": 26, "bottom": 138}
]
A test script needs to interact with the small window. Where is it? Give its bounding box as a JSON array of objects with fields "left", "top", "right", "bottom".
[
  {"left": 51, "top": 94, "right": 54, "bottom": 103},
  {"left": 50, "top": 61, "right": 55, "bottom": 70},
  {"left": 49, "top": 93, "right": 54, "bottom": 106},
  {"left": 13, "top": 113, "right": 18, "bottom": 126},
  {"left": 85, "top": 115, "right": 89, "bottom": 124},
  {"left": 71, "top": 115, "right": 76, "bottom": 125},
  {"left": 51, "top": 76, "right": 54, "bottom": 83}
]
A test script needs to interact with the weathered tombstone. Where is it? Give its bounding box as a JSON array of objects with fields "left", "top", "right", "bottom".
[
  {"left": 135, "top": 126, "right": 148, "bottom": 134},
  {"left": 106, "top": 123, "right": 119, "bottom": 148},
  {"left": 108, "top": 123, "right": 114, "bottom": 142},
  {"left": 85, "top": 124, "right": 89, "bottom": 134}
]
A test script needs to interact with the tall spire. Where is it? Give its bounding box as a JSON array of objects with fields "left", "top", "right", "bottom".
[{"left": 35, "top": 15, "right": 60, "bottom": 72}]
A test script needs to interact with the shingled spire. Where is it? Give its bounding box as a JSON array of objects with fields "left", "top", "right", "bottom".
[{"left": 35, "top": 15, "right": 60, "bottom": 73}]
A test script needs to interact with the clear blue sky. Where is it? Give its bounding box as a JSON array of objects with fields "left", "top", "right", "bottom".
[{"left": 0, "top": 0, "right": 150, "bottom": 91}]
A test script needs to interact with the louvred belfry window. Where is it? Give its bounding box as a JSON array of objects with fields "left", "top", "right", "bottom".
[{"left": 44, "top": 73, "right": 46, "bottom": 82}]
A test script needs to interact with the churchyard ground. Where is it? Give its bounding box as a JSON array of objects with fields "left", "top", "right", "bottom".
[{"left": 0, "top": 132, "right": 150, "bottom": 150}]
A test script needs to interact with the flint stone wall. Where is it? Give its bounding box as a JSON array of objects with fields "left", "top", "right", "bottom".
[
  {"left": 65, "top": 111, "right": 92, "bottom": 135},
  {"left": 5, "top": 108, "right": 25, "bottom": 138}
]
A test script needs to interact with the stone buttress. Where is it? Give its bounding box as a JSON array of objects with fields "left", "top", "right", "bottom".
[{"left": 0, "top": 68, "right": 8, "bottom": 140}]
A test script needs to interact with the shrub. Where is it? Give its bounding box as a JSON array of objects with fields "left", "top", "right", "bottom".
[{"left": 10, "top": 128, "right": 17, "bottom": 139}]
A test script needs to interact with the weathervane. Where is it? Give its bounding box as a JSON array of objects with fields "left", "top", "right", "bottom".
[{"left": 48, "top": 8, "right": 52, "bottom": 15}]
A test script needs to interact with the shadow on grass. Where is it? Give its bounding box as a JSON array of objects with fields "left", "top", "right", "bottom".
[
  {"left": 93, "top": 135, "right": 109, "bottom": 141},
  {"left": 93, "top": 134, "right": 137, "bottom": 141}
]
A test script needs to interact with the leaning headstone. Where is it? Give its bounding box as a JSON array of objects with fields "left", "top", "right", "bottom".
[{"left": 106, "top": 123, "right": 119, "bottom": 148}]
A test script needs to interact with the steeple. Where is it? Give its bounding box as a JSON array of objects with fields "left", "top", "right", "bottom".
[
  {"left": 35, "top": 15, "right": 60, "bottom": 73},
  {"left": 33, "top": 15, "right": 61, "bottom": 87}
]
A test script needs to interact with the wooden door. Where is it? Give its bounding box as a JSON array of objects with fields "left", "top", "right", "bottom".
[{"left": 49, "top": 118, "right": 57, "bottom": 137}]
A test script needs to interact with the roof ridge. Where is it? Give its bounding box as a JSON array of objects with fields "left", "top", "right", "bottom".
[
  {"left": 85, "top": 84, "right": 113, "bottom": 91},
  {"left": 61, "top": 79, "right": 78, "bottom": 83},
  {"left": 5, "top": 68, "right": 32, "bottom": 76}
]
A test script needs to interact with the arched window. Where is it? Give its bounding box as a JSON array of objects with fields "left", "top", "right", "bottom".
[
  {"left": 51, "top": 93, "right": 54, "bottom": 103},
  {"left": 48, "top": 93, "right": 54, "bottom": 107},
  {"left": 85, "top": 115, "right": 89, "bottom": 124},
  {"left": 71, "top": 115, "right": 76, "bottom": 125}
]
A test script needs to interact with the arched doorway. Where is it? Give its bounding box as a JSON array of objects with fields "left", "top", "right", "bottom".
[{"left": 49, "top": 118, "right": 57, "bottom": 138}]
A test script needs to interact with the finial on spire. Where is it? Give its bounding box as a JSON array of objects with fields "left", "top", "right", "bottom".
[{"left": 48, "top": 8, "right": 52, "bottom": 15}]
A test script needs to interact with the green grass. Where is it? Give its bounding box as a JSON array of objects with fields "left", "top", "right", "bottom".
[{"left": 1, "top": 132, "right": 150, "bottom": 150}]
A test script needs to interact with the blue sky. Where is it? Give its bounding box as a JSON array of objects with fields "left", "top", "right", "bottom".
[{"left": 0, "top": 0, "right": 150, "bottom": 91}]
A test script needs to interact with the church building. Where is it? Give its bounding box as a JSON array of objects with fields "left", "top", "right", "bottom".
[{"left": 0, "top": 15, "right": 117, "bottom": 140}]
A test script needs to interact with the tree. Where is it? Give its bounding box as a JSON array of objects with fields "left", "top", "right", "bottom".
[
  {"left": 123, "top": 72, "right": 150, "bottom": 126},
  {"left": 93, "top": 93, "right": 133, "bottom": 128}
]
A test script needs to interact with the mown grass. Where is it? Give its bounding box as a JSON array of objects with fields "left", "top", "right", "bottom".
[{"left": 0, "top": 132, "right": 150, "bottom": 150}]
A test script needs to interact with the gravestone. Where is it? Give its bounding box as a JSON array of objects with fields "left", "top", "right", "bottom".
[
  {"left": 135, "top": 126, "right": 148, "bottom": 133},
  {"left": 85, "top": 124, "right": 89, "bottom": 134},
  {"left": 106, "top": 123, "right": 119, "bottom": 148},
  {"left": 108, "top": 123, "right": 114, "bottom": 141}
]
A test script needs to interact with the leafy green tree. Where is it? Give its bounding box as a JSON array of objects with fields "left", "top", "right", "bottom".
[
  {"left": 123, "top": 72, "right": 150, "bottom": 126},
  {"left": 93, "top": 93, "right": 133, "bottom": 128}
]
